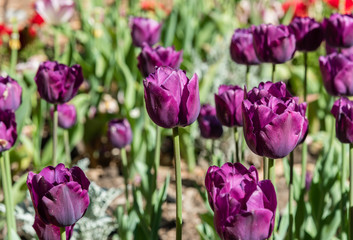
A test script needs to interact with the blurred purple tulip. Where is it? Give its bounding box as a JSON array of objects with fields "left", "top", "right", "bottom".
[
  {"left": 323, "top": 14, "right": 353, "bottom": 48},
  {"left": 252, "top": 24, "right": 296, "bottom": 63},
  {"left": 319, "top": 53, "right": 353, "bottom": 96},
  {"left": 137, "top": 43, "right": 183, "bottom": 77},
  {"left": 197, "top": 104, "right": 223, "bottom": 139},
  {"left": 35, "top": 61, "right": 83, "bottom": 104},
  {"left": 27, "top": 164, "right": 90, "bottom": 227},
  {"left": 130, "top": 17, "right": 162, "bottom": 47},
  {"left": 326, "top": 43, "right": 353, "bottom": 55},
  {"left": 50, "top": 104, "right": 77, "bottom": 129},
  {"left": 230, "top": 28, "right": 260, "bottom": 65},
  {"left": 108, "top": 119, "right": 133, "bottom": 149},
  {"left": 35, "top": 0, "right": 75, "bottom": 25},
  {"left": 143, "top": 66, "right": 200, "bottom": 128},
  {"left": 289, "top": 17, "right": 324, "bottom": 52},
  {"left": 331, "top": 97, "right": 353, "bottom": 143},
  {"left": 33, "top": 215, "right": 74, "bottom": 240},
  {"left": 305, "top": 171, "right": 313, "bottom": 191},
  {"left": 0, "top": 76, "right": 22, "bottom": 111},
  {"left": 0, "top": 110, "right": 17, "bottom": 153},
  {"left": 242, "top": 82, "right": 308, "bottom": 159},
  {"left": 214, "top": 85, "right": 244, "bottom": 127},
  {"left": 205, "top": 162, "right": 277, "bottom": 240}
]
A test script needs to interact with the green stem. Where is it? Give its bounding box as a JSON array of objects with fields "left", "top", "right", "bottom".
[
  {"left": 269, "top": 158, "right": 276, "bottom": 240},
  {"left": 53, "top": 104, "right": 58, "bottom": 166},
  {"left": 63, "top": 130, "right": 71, "bottom": 167},
  {"left": 349, "top": 144, "right": 353, "bottom": 240},
  {"left": 153, "top": 126, "right": 161, "bottom": 192},
  {"left": 121, "top": 148, "right": 130, "bottom": 211},
  {"left": 245, "top": 65, "right": 250, "bottom": 88},
  {"left": 4, "top": 152, "right": 16, "bottom": 231},
  {"left": 271, "top": 64, "right": 276, "bottom": 83},
  {"left": 60, "top": 227, "right": 66, "bottom": 240},
  {"left": 301, "top": 52, "right": 308, "bottom": 190},
  {"left": 54, "top": 28, "right": 60, "bottom": 61},
  {"left": 289, "top": 151, "right": 294, "bottom": 240},
  {"left": 10, "top": 21, "right": 19, "bottom": 76},
  {"left": 264, "top": 157, "right": 269, "bottom": 180},
  {"left": 342, "top": 143, "right": 348, "bottom": 240},
  {"left": 211, "top": 140, "right": 218, "bottom": 166},
  {"left": 0, "top": 153, "right": 13, "bottom": 239},
  {"left": 173, "top": 127, "right": 182, "bottom": 240},
  {"left": 233, "top": 127, "right": 240, "bottom": 163}
]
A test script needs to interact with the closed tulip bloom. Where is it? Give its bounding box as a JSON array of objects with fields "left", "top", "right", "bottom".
[
  {"left": 130, "top": 17, "right": 162, "bottom": 47},
  {"left": 0, "top": 110, "right": 17, "bottom": 152},
  {"left": 289, "top": 16, "right": 324, "bottom": 52},
  {"left": 35, "top": 0, "right": 75, "bottom": 25},
  {"left": 50, "top": 104, "right": 77, "bottom": 129},
  {"left": 0, "top": 76, "right": 22, "bottom": 111},
  {"left": 33, "top": 215, "right": 74, "bottom": 240},
  {"left": 26, "top": 164, "right": 90, "bottom": 227},
  {"left": 197, "top": 104, "right": 223, "bottom": 139},
  {"left": 319, "top": 53, "right": 353, "bottom": 96},
  {"left": 242, "top": 81, "right": 308, "bottom": 159},
  {"left": 205, "top": 162, "right": 277, "bottom": 240},
  {"left": 137, "top": 43, "right": 183, "bottom": 77},
  {"left": 214, "top": 85, "right": 244, "bottom": 127},
  {"left": 324, "top": 14, "right": 353, "bottom": 48},
  {"left": 331, "top": 97, "right": 353, "bottom": 143},
  {"left": 143, "top": 66, "right": 200, "bottom": 128},
  {"left": 108, "top": 119, "right": 133, "bottom": 149},
  {"left": 230, "top": 28, "right": 260, "bottom": 65},
  {"left": 35, "top": 61, "right": 84, "bottom": 104},
  {"left": 252, "top": 24, "right": 296, "bottom": 63}
]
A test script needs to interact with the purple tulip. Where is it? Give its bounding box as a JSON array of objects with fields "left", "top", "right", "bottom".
[
  {"left": 230, "top": 28, "right": 260, "bottom": 65},
  {"left": 331, "top": 97, "right": 353, "bottom": 143},
  {"left": 319, "top": 53, "right": 353, "bottom": 96},
  {"left": 33, "top": 215, "right": 74, "bottom": 240},
  {"left": 143, "top": 66, "right": 200, "bottom": 128},
  {"left": 288, "top": 17, "right": 324, "bottom": 52},
  {"left": 252, "top": 24, "right": 296, "bottom": 63},
  {"left": 323, "top": 14, "right": 353, "bottom": 48},
  {"left": 242, "top": 81, "right": 308, "bottom": 159},
  {"left": 26, "top": 164, "right": 90, "bottom": 227},
  {"left": 130, "top": 17, "right": 162, "bottom": 47},
  {"left": 305, "top": 171, "right": 313, "bottom": 191},
  {"left": 0, "top": 110, "right": 17, "bottom": 152},
  {"left": 108, "top": 119, "right": 133, "bottom": 149},
  {"left": 205, "top": 162, "right": 277, "bottom": 240},
  {"left": 326, "top": 43, "right": 353, "bottom": 55},
  {"left": 50, "top": 104, "right": 77, "bottom": 129},
  {"left": 35, "top": 0, "right": 75, "bottom": 25},
  {"left": 137, "top": 43, "right": 183, "bottom": 77},
  {"left": 35, "top": 61, "right": 84, "bottom": 104},
  {"left": 0, "top": 76, "right": 22, "bottom": 111},
  {"left": 197, "top": 104, "right": 223, "bottom": 139},
  {"left": 214, "top": 85, "right": 244, "bottom": 127}
]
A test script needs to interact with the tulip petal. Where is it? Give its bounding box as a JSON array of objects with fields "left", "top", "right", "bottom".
[
  {"left": 70, "top": 166, "right": 90, "bottom": 190},
  {"left": 33, "top": 215, "right": 74, "bottom": 240},
  {"left": 179, "top": 73, "right": 200, "bottom": 126}
]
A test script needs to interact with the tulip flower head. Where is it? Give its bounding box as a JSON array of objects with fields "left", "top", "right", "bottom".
[
  {"left": 50, "top": 104, "right": 77, "bottom": 129},
  {"left": 137, "top": 43, "right": 183, "bottom": 77},
  {"left": 130, "top": 17, "right": 162, "bottom": 47},
  {"left": 108, "top": 119, "right": 133, "bottom": 149},
  {"left": 230, "top": 28, "right": 260, "bottom": 65},
  {"left": 35, "top": 0, "right": 75, "bottom": 25},
  {"left": 242, "top": 82, "right": 308, "bottom": 159},
  {"left": 197, "top": 104, "right": 223, "bottom": 139},
  {"left": 27, "top": 164, "right": 90, "bottom": 227},
  {"left": 323, "top": 13, "right": 353, "bottom": 48},
  {"left": 0, "top": 110, "right": 17, "bottom": 152},
  {"left": 0, "top": 76, "right": 22, "bottom": 111},
  {"left": 143, "top": 66, "right": 200, "bottom": 128},
  {"left": 35, "top": 61, "right": 84, "bottom": 104},
  {"left": 331, "top": 97, "right": 353, "bottom": 143},
  {"left": 205, "top": 162, "right": 277, "bottom": 240},
  {"left": 252, "top": 24, "right": 296, "bottom": 63}
]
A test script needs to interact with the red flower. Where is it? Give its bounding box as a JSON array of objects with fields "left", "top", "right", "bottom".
[
  {"left": 282, "top": 0, "right": 315, "bottom": 17},
  {"left": 30, "top": 13, "right": 45, "bottom": 25},
  {"left": 324, "top": 0, "right": 353, "bottom": 13}
]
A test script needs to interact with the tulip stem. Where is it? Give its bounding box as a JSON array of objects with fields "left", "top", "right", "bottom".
[
  {"left": 301, "top": 52, "right": 308, "bottom": 190},
  {"left": 4, "top": 151, "right": 16, "bottom": 231},
  {"left": 264, "top": 157, "right": 268, "bottom": 180},
  {"left": 342, "top": 143, "right": 348, "bottom": 239},
  {"left": 10, "top": 20, "right": 19, "bottom": 76},
  {"left": 289, "top": 151, "right": 294, "bottom": 240},
  {"left": 121, "top": 148, "right": 130, "bottom": 211},
  {"left": 271, "top": 64, "right": 276, "bottom": 83},
  {"left": 60, "top": 227, "right": 66, "bottom": 240},
  {"left": 64, "top": 130, "right": 71, "bottom": 167},
  {"left": 53, "top": 104, "right": 58, "bottom": 166},
  {"left": 245, "top": 65, "right": 250, "bottom": 88},
  {"left": 349, "top": 144, "right": 353, "bottom": 240},
  {"left": 172, "top": 127, "right": 182, "bottom": 240},
  {"left": 211, "top": 140, "right": 217, "bottom": 166},
  {"left": 54, "top": 28, "right": 60, "bottom": 61},
  {"left": 233, "top": 127, "right": 240, "bottom": 163},
  {"left": 153, "top": 126, "right": 161, "bottom": 192}
]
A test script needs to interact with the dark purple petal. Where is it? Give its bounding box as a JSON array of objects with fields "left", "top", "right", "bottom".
[
  {"left": 197, "top": 104, "right": 223, "bottom": 139},
  {"left": 108, "top": 118, "right": 133, "bottom": 149},
  {"left": 130, "top": 17, "right": 162, "bottom": 47},
  {"left": 33, "top": 215, "right": 74, "bottom": 240},
  {"left": 230, "top": 28, "right": 260, "bottom": 65}
]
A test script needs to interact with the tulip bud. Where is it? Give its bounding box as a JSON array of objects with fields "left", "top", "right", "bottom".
[
  {"left": 108, "top": 119, "right": 133, "bottom": 149},
  {"left": 130, "top": 17, "right": 162, "bottom": 47},
  {"left": 0, "top": 76, "right": 22, "bottom": 111},
  {"left": 230, "top": 28, "right": 260, "bottom": 65},
  {"left": 137, "top": 43, "right": 183, "bottom": 77},
  {"left": 205, "top": 162, "right": 277, "bottom": 240},
  {"left": 331, "top": 97, "right": 353, "bottom": 143},
  {"left": 50, "top": 104, "right": 77, "bottom": 129},
  {"left": 33, "top": 215, "right": 74, "bottom": 240},
  {"left": 288, "top": 16, "right": 324, "bottom": 52},
  {"left": 35, "top": 61, "right": 84, "bottom": 104},
  {"left": 27, "top": 164, "right": 90, "bottom": 227},
  {"left": 197, "top": 104, "right": 223, "bottom": 139},
  {"left": 0, "top": 110, "right": 17, "bottom": 152},
  {"left": 252, "top": 24, "right": 296, "bottom": 63},
  {"left": 214, "top": 85, "right": 244, "bottom": 127},
  {"left": 143, "top": 66, "right": 200, "bottom": 128},
  {"left": 35, "top": 0, "right": 75, "bottom": 25},
  {"left": 242, "top": 81, "right": 308, "bottom": 159},
  {"left": 323, "top": 13, "right": 353, "bottom": 48}
]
